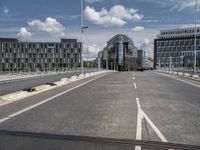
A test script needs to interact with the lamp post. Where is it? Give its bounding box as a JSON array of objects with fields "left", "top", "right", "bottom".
[
  {"left": 81, "top": 0, "right": 88, "bottom": 74},
  {"left": 81, "top": 26, "right": 88, "bottom": 74},
  {"left": 194, "top": 0, "right": 198, "bottom": 75}
]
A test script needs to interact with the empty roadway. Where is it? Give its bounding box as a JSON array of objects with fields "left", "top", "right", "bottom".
[{"left": 0, "top": 71, "right": 199, "bottom": 149}]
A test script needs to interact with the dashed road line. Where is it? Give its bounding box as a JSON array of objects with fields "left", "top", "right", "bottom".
[
  {"left": 0, "top": 73, "right": 109, "bottom": 124},
  {"left": 134, "top": 82, "right": 137, "bottom": 89}
]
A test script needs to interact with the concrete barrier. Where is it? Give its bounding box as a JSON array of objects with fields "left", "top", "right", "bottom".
[
  {"left": 178, "top": 72, "right": 183, "bottom": 76},
  {"left": 78, "top": 74, "right": 85, "bottom": 79},
  {"left": 60, "top": 78, "right": 69, "bottom": 82},
  {"left": 84, "top": 73, "right": 90, "bottom": 77},
  {"left": 34, "top": 85, "right": 51, "bottom": 91},
  {"left": 0, "top": 91, "right": 28, "bottom": 101},
  {"left": 93, "top": 72, "right": 98, "bottom": 75},
  {"left": 53, "top": 81, "right": 66, "bottom": 86},
  {"left": 192, "top": 74, "right": 199, "bottom": 78},
  {"left": 69, "top": 75, "right": 78, "bottom": 81},
  {"left": 0, "top": 70, "right": 110, "bottom": 106},
  {"left": 184, "top": 73, "right": 190, "bottom": 77},
  {"left": 90, "top": 72, "right": 95, "bottom": 76}
]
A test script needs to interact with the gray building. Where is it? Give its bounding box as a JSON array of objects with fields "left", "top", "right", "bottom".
[
  {"left": 154, "top": 27, "right": 200, "bottom": 69},
  {"left": 0, "top": 38, "right": 81, "bottom": 72},
  {"left": 98, "top": 34, "right": 138, "bottom": 71},
  {"left": 137, "top": 49, "right": 146, "bottom": 69}
]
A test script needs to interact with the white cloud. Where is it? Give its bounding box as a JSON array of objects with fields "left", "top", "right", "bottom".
[
  {"left": 16, "top": 17, "right": 66, "bottom": 41},
  {"left": 83, "top": 44, "right": 103, "bottom": 60},
  {"left": 28, "top": 17, "right": 65, "bottom": 36},
  {"left": 171, "top": 0, "right": 197, "bottom": 11},
  {"left": 136, "top": 38, "right": 154, "bottom": 58},
  {"left": 3, "top": 7, "right": 9, "bottom": 15},
  {"left": 84, "top": 0, "right": 103, "bottom": 3},
  {"left": 131, "top": 26, "right": 144, "bottom": 31},
  {"left": 143, "top": 0, "right": 199, "bottom": 11},
  {"left": 84, "top": 5, "right": 143, "bottom": 27},
  {"left": 17, "top": 27, "right": 32, "bottom": 40}
]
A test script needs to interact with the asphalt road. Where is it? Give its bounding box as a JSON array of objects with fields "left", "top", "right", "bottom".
[
  {"left": 0, "top": 71, "right": 199, "bottom": 149},
  {"left": 0, "top": 70, "right": 92, "bottom": 96}
]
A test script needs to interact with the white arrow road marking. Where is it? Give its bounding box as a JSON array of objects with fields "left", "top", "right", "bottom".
[{"left": 135, "top": 98, "right": 168, "bottom": 150}]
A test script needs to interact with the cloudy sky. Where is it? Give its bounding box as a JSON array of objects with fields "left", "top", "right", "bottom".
[{"left": 0, "top": 0, "right": 199, "bottom": 59}]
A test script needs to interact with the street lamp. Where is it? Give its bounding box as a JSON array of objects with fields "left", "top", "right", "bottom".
[
  {"left": 81, "top": 0, "right": 88, "bottom": 74},
  {"left": 81, "top": 26, "right": 88, "bottom": 74},
  {"left": 194, "top": 0, "right": 198, "bottom": 75}
]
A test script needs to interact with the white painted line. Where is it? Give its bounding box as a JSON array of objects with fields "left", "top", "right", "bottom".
[
  {"left": 0, "top": 73, "right": 109, "bottom": 124},
  {"left": 135, "top": 98, "right": 143, "bottom": 150},
  {"left": 155, "top": 72, "right": 200, "bottom": 88},
  {"left": 135, "top": 97, "right": 168, "bottom": 150},
  {"left": 135, "top": 145, "right": 141, "bottom": 150},
  {"left": 134, "top": 82, "right": 137, "bottom": 89},
  {"left": 136, "top": 98, "right": 143, "bottom": 140},
  {"left": 142, "top": 111, "right": 168, "bottom": 142},
  {"left": 136, "top": 97, "right": 141, "bottom": 109},
  {"left": 133, "top": 77, "right": 135, "bottom": 80}
]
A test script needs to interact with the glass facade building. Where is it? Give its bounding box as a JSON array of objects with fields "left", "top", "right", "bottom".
[{"left": 98, "top": 34, "right": 138, "bottom": 71}]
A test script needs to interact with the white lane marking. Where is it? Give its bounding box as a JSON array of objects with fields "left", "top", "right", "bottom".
[
  {"left": 155, "top": 72, "right": 200, "bottom": 88},
  {"left": 135, "top": 98, "right": 143, "bottom": 150},
  {"left": 136, "top": 98, "right": 143, "bottom": 139},
  {"left": 133, "top": 77, "right": 135, "bottom": 80},
  {"left": 0, "top": 73, "right": 109, "bottom": 124},
  {"left": 135, "top": 98, "right": 168, "bottom": 150},
  {"left": 134, "top": 82, "right": 137, "bottom": 89},
  {"left": 142, "top": 111, "right": 168, "bottom": 142}
]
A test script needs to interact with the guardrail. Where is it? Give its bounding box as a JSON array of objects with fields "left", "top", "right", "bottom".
[{"left": 157, "top": 69, "right": 200, "bottom": 80}]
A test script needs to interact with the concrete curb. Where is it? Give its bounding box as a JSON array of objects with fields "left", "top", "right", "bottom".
[
  {"left": 0, "top": 70, "right": 112, "bottom": 106},
  {"left": 156, "top": 70, "right": 200, "bottom": 81}
]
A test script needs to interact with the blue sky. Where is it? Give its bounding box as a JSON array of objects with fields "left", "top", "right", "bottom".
[{"left": 0, "top": 0, "right": 199, "bottom": 59}]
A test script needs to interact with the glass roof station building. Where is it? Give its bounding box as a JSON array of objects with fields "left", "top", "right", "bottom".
[
  {"left": 154, "top": 27, "right": 200, "bottom": 69},
  {"left": 0, "top": 38, "right": 81, "bottom": 72},
  {"left": 98, "top": 34, "right": 138, "bottom": 71}
]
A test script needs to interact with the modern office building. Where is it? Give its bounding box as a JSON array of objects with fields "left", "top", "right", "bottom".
[
  {"left": 98, "top": 34, "right": 138, "bottom": 71},
  {"left": 154, "top": 27, "right": 200, "bottom": 69},
  {"left": 0, "top": 38, "right": 81, "bottom": 72},
  {"left": 137, "top": 49, "right": 146, "bottom": 69}
]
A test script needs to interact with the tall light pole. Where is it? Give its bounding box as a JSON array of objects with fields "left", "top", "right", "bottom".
[
  {"left": 81, "top": 0, "right": 88, "bottom": 74},
  {"left": 194, "top": 0, "right": 198, "bottom": 75}
]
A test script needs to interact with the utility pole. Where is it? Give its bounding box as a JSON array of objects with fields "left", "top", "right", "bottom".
[
  {"left": 80, "top": 0, "right": 88, "bottom": 74},
  {"left": 194, "top": 0, "right": 198, "bottom": 75},
  {"left": 81, "top": 0, "right": 84, "bottom": 74}
]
